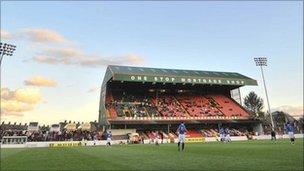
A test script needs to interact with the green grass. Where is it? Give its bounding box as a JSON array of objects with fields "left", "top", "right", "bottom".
[{"left": 1, "top": 139, "right": 303, "bottom": 170}]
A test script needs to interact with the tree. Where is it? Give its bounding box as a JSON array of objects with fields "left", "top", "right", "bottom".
[
  {"left": 272, "top": 111, "right": 300, "bottom": 133},
  {"left": 243, "top": 91, "right": 264, "bottom": 118},
  {"left": 272, "top": 111, "right": 287, "bottom": 129}
]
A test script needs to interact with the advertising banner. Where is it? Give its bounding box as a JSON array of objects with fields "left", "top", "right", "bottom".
[
  {"left": 185, "top": 137, "right": 205, "bottom": 143},
  {"left": 49, "top": 142, "right": 82, "bottom": 147}
]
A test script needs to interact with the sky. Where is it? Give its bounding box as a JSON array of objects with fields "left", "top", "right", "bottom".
[{"left": 0, "top": 1, "right": 303, "bottom": 125}]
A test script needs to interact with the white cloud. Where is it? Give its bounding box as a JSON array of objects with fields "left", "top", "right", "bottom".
[
  {"left": 126, "top": 54, "right": 145, "bottom": 64},
  {"left": 32, "top": 55, "right": 61, "bottom": 64},
  {"left": 14, "top": 88, "right": 41, "bottom": 104},
  {"left": 1, "top": 100, "right": 34, "bottom": 116},
  {"left": 1, "top": 87, "right": 42, "bottom": 116},
  {"left": 19, "top": 28, "right": 70, "bottom": 43},
  {"left": 33, "top": 47, "right": 145, "bottom": 67},
  {"left": 272, "top": 105, "right": 303, "bottom": 118},
  {"left": 24, "top": 76, "right": 57, "bottom": 87},
  {"left": 1, "top": 100, "right": 99, "bottom": 125},
  {"left": 3, "top": 28, "right": 145, "bottom": 67},
  {"left": 0, "top": 29, "right": 12, "bottom": 39},
  {"left": 87, "top": 86, "right": 100, "bottom": 93}
]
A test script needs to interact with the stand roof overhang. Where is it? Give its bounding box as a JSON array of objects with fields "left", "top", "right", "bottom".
[{"left": 103, "top": 65, "right": 258, "bottom": 87}]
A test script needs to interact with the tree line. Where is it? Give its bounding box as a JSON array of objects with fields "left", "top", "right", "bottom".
[{"left": 243, "top": 91, "right": 303, "bottom": 133}]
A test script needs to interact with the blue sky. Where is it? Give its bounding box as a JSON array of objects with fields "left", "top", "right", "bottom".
[{"left": 1, "top": 1, "right": 303, "bottom": 124}]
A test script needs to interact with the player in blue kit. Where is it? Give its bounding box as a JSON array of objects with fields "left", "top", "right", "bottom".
[
  {"left": 225, "top": 127, "right": 231, "bottom": 143},
  {"left": 285, "top": 122, "right": 295, "bottom": 144},
  {"left": 177, "top": 121, "right": 187, "bottom": 151},
  {"left": 106, "top": 130, "right": 112, "bottom": 147}
]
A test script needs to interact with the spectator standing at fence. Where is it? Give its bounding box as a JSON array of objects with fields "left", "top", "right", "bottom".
[
  {"left": 219, "top": 127, "right": 225, "bottom": 142},
  {"left": 270, "top": 129, "right": 276, "bottom": 141},
  {"left": 155, "top": 131, "right": 159, "bottom": 146},
  {"left": 160, "top": 132, "right": 164, "bottom": 144}
]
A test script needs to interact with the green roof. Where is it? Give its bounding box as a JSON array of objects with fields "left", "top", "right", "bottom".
[{"left": 103, "top": 65, "right": 257, "bottom": 86}]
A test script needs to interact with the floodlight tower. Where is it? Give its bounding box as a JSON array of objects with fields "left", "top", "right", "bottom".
[
  {"left": 254, "top": 57, "right": 274, "bottom": 130},
  {"left": 0, "top": 42, "right": 17, "bottom": 115},
  {"left": 0, "top": 43, "right": 16, "bottom": 66}
]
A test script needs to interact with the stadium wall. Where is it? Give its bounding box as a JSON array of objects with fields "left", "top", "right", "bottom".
[{"left": 1, "top": 134, "right": 303, "bottom": 149}]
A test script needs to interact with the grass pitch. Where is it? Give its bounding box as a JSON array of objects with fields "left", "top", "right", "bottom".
[{"left": 1, "top": 139, "right": 303, "bottom": 170}]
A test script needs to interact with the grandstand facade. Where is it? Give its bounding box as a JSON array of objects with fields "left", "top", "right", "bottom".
[{"left": 99, "top": 65, "right": 262, "bottom": 134}]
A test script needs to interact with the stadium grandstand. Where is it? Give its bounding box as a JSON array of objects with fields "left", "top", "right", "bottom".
[{"left": 98, "top": 65, "right": 263, "bottom": 141}]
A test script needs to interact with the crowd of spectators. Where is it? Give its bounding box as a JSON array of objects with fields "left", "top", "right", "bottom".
[
  {"left": 106, "top": 90, "right": 250, "bottom": 119},
  {"left": 0, "top": 121, "right": 105, "bottom": 143},
  {"left": 1, "top": 130, "right": 27, "bottom": 138},
  {"left": 156, "top": 95, "right": 186, "bottom": 117},
  {"left": 0, "top": 129, "right": 103, "bottom": 142},
  {"left": 200, "top": 127, "right": 250, "bottom": 137},
  {"left": 108, "top": 91, "right": 160, "bottom": 118},
  {"left": 176, "top": 94, "right": 223, "bottom": 117},
  {"left": 37, "top": 130, "right": 102, "bottom": 141},
  {"left": 0, "top": 122, "right": 28, "bottom": 141}
]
